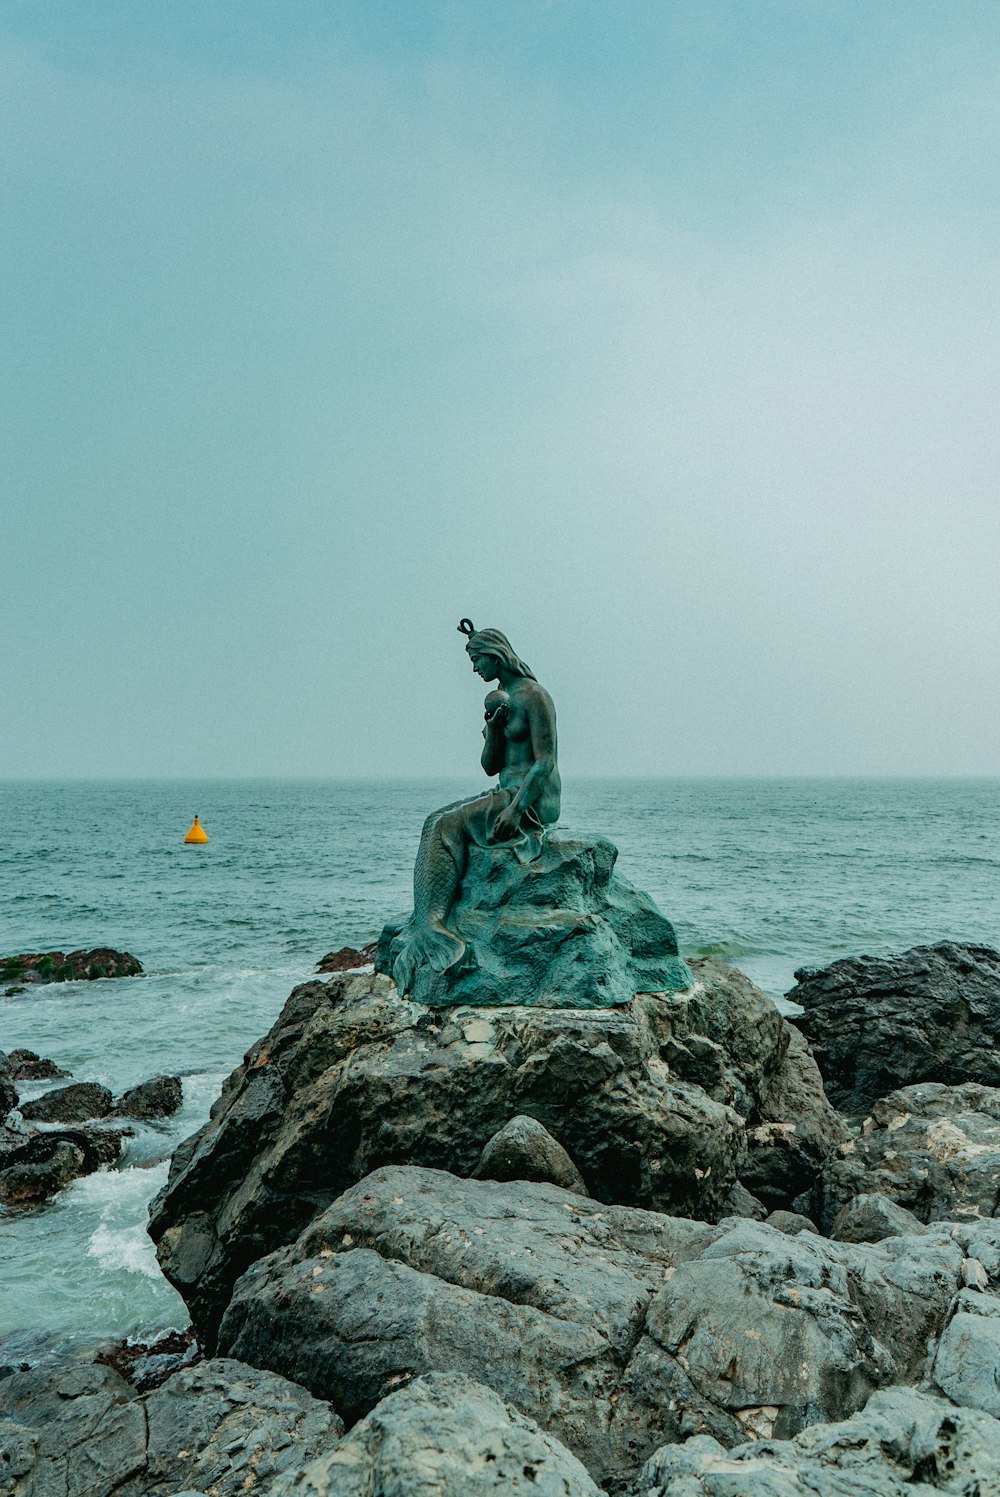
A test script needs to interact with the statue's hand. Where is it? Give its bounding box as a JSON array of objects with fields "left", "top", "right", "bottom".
[{"left": 493, "top": 804, "right": 521, "bottom": 841}]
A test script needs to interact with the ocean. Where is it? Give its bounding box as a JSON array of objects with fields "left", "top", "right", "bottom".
[{"left": 1, "top": 776, "right": 998, "bottom": 1352}]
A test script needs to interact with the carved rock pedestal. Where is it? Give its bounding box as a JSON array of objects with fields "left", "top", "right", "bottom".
[{"left": 377, "top": 832, "right": 692, "bottom": 1007}]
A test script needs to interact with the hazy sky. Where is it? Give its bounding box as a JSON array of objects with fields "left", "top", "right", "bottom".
[{"left": 3, "top": 1, "right": 1000, "bottom": 778}]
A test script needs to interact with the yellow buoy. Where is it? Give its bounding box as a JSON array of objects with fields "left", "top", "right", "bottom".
[{"left": 184, "top": 815, "right": 209, "bottom": 844}]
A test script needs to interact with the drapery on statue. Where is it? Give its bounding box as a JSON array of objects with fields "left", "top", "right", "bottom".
[{"left": 392, "top": 620, "right": 562, "bottom": 997}]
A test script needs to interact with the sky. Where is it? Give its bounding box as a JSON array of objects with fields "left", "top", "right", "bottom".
[{"left": 3, "top": 0, "right": 999, "bottom": 778}]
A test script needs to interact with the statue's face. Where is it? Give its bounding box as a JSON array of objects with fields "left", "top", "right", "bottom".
[{"left": 469, "top": 650, "right": 500, "bottom": 682}]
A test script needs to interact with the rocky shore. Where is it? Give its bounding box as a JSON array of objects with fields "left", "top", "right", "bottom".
[{"left": 5, "top": 940, "right": 1000, "bottom": 1494}]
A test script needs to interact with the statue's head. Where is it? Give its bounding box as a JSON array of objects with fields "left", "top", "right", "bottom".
[{"left": 457, "top": 619, "right": 536, "bottom": 682}]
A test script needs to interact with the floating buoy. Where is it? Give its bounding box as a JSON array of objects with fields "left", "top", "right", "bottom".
[{"left": 184, "top": 815, "right": 209, "bottom": 845}]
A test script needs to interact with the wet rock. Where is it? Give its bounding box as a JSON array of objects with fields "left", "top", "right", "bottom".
[
  {"left": 271, "top": 1373, "right": 603, "bottom": 1497},
  {"left": 631, "top": 1386, "right": 1000, "bottom": 1495},
  {"left": 811, "top": 1082, "right": 1000, "bottom": 1232},
  {"left": 473, "top": 1115, "right": 588, "bottom": 1196},
  {"left": 0, "top": 1137, "right": 86, "bottom": 1205},
  {"left": 20, "top": 1081, "right": 114, "bottom": 1124},
  {"left": 95, "top": 1327, "right": 199, "bottom": 1394},
  {"left": 831, "top": 1192, "right": 929, "bottom": 1244},
  {"left": 0, "top": 948, "right": 143, "bottom": 986},
  {"left": 217, "top": 1165, "right": 964, "bottom": 1486},
  {"left": 0, "top": 1356, "right": 341, "bottom": 1497},
  {"left": 4, "top": 1049, "right": 70, "bottom": 1082},
  {"left": 0, "top": 1059, "right": 17, "bottom": 1122},
  {"left": 316, "top": 943, "right": 377, "bottom": 973},
  {"left": 378, "top": 834, "right": 692, "bottom": 1008},
  {"left": 113, "top": 1075, "right": 182, "bottom": 1120},
  {"left": 788, "top": 942, "right": 1000, "bottom": 1115}
]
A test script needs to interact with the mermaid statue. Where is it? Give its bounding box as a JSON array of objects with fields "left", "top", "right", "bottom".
[{"left": 392, "top": 620, "right": 561, "bottom": 996}]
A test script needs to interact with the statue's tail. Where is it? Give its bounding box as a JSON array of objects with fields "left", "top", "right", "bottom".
[{"left": 393, "top": 920, "right": 466, "bottom": 996}]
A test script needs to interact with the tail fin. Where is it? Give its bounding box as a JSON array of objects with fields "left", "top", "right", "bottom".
[{"left": 393, "top": 920, "right": 466, "bottom": 995}]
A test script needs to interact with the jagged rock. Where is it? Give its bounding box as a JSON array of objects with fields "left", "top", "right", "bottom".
[
  {"left": 316, "top": 943, "right": 377, "bottom": 973},
  {"left": 377, "top": 834, "right": 692, "bottom": 1007},
  {"left": 216, "top": 1165, "right": 964, "bottom": 1486},
  {"left": 113, "top": 1075, "right": 182, "bottom": 1120},
  {"left": 831, "top": 1192, "right": 929, "bottom": 1244},
  {"left": 788, "top": 942, "right": 1000, "bottom": 1115},
  {"left": 0, "top": 1137, "right": 86, "bottom": 1205},
  {"left": 741, "top": 1025, "right": 849, "bottom": 1208},
  {"left": 631, "top": 1386, "right": 1000, "bottom": 1495},
  {"left": 0, "top": 948, "right": 143, "bottom": 986},
  {"left": 4, "top": 1049, "right": 70, "bottom": 1082},
  {"left": 931, "top": 1288, "right": 1000, "bottom": 1419},
  {"left": 473, "top": 1115, "right": 588, "bottom": 1196},
  {"left": 20, "top": 1081, "right": 114, "bottom": 1124},
  {"left": 720, "top": 1182, "right": 767, "bottom": 1219},
  {"left": 0, "top": 1356, "right": 342, "bottom": 1497},
  {"left": 764, "top": 1210, "right": 818, "bottom": 1236},
  {"left": 0, "top": 1056, "right": 17, "bottom": 1121},
  {"left": 270, "top": 1373, "right": 603, "bottom": 1497},
  {"left": 811, "top": 1082, "right": 1000, "bottom": 1232}
]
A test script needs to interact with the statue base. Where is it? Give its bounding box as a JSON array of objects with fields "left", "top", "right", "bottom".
[{"left": 377, "top": 833, "right": 692, "bottom": 1008}]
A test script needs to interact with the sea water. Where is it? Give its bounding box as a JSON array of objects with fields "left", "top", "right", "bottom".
[{"left": 1, "top": 777, "right": 998, "bottom": 1349}]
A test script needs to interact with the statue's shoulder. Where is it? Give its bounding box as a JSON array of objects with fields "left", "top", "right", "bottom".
[{"left": 518, "top": 679, "right": 555, "bottom": 713}]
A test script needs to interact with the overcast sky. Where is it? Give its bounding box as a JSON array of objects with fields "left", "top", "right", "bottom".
[{"left": 3, "top": 1, "right": 999, "bottom": 778}]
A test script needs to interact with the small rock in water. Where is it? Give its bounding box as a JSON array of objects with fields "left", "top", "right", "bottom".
[
  {"left": 112, "top": 1074, "right": 182, "bottom": 1120},
  {"left": 0, "top": 948, "right": 143, "bottom": 986},
  {"left": 4, "top": 1048, "right": 71, "bottom": 1081},
  {"left": 20, "top": 1081, "right": 114, "bottom": 1124},
  {"left": 0, "top": 1138, "right": 86, "bottom": 1205}
]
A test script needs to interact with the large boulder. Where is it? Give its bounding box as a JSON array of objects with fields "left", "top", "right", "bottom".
[
  {"left": 631, "top": 1386, "right": 1000, "bottom": 1495},
  {"left": 20, "top": 1081, "right": 113, "bottom": 1124},
  {"left": 0, "top": 948, "right": 143, "bottom": 986},
  {"left": 377, "top": 834, "right": 692, "bottom": 1007},
  {"left": 930, "top": 1287, "right": 1000, "bottom": 1420},
  {"left": 113, "top": 1074, "right": 182, "bottom": 1120},
  {"left": 811, "top": 1081, "right": 1000, "bottom": 1232},
  {"left": 270, "top": 1373, "right": 603, "bottom": 1497},
  {"left": 150, "top": 961, "right": 839, "bottom": 1348},
  {"left": 217, "top": 1165, "right": 964, "bottom": 1487},
  {"left": 788, "top": 942, "right": 1000, "bottom": 1115},
  {"left": 0, "top": 1357, "right": 342, "bottom": 1497}
]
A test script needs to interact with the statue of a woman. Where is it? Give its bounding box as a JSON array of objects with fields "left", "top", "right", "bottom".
[{"left": 392, "top": 620, "right": 561, "bottom": 996}]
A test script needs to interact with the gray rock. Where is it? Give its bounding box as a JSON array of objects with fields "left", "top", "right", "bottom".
[
  {"left": 831, "top": 1192, "right": 929, "bottom": 1244},
  {"left": 788, "top": 942, "right": 1000, "bottom": 1115},
  {"left": 812, "top": 1082, "right": 1000, "bottom": 1231},
  {"left": 378, "top": 833, "right": 692, "bottom": 1008},
  {"left": 631, "top": 1385, "right": 1000, "bottom": 1495},
  {"left": 473, "top": 1115, "right": 588, "bottom": 1196},
  {"left": 5, "top": 1050, "right": 70, "bottom": 1082},
  {"left": 217, "top": 1165, "right": 965, "bottom": 1486},
  {"left": 151, "top": 961, "right": 840, "bottom": 1349},
  {"left": 113, "top": 1075, "right": 182, "bottom": 1120},
  {"left": 270, "top": 1373, "right": 603, "bottom": 1497},
  {"left": 764, "top": 1211, "right": 818, "bottom": 1236},
  {"left": 720, "top": 1182, "right": 767, "bottom": 1219},
  {"left": 741, "top": 1025, "right": 849, "bottom": 1209},
  {"left": 931, "top": 1288, "right": 1000, "bottom": 1419},
  {"left": 20, "top": 1081, "right": 113, "bottom": 1124},
  {"left": 0, "top": 1356, "right": 341, "bottom": 1497},
  {"left": 0, "top": 1138, "right": 86, "bottom": 1205}
]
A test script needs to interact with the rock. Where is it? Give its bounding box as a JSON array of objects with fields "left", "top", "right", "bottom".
[
  {"left": 316, "top": 943, "right": 377, "bottom": 973},
  {"left": 270, "top": 1373, "right": 603, "bottom": 1497},
  {"left": 788, "top": 942, "right": 1000, "bottom": 1115},
  {"left": 720, "top": 1182, "right": 767, "bottom": 1219},
  {"left": 0, "top": 1057, "right": 17, "bottom": 1122},
  {"left": 150, "top": 969, "right": 754, "bottom": 1348},
  {"left": 764, "top": 1210, "right": 818, "bottom": 1236},
  {"left": 95, "top": 1328, "right": 199, "bottom": 1394},
  {"left": 473, "top": 1115, "right": 588, "bottom": 1196},
  {"left": 0, "top": 948, "right": 143, "bottom": 986},
  {"left": 377, "top": 834, "right": 692, "bottom": 1007},
  {"left": 631, "top": 1386, "right": 1000, "bottom": 1495},
  {"left": 4, "top": 1049, "right": 70, "bottom": 1081},
  {"left": 0, "top": 1356, "right": 342, "bottom": 1497},
  {"left": 216, "top": 1164, "right": 964, "bottom": 1486},
  {"left": 811, "top": 1082, "right": 1000, "bottom": 1232},
  {"left": 831, "top": 1192, "right": 929, "bottom": 1244},
  {"left": 931, "top": 1288, "right": 1000, "bottom": 1418},
  {"left": 20, "top": 1080, "right": 114, "bottom": 1123},
  {"left": 113, "top": 1075, "right": 182, "bottom": 1120},
  {"left": 740, "top": 1025, "right": 849, "bottom": 1209},
  {"left": 0, "top": 1137, "right": 86, "bottom": 1205}
]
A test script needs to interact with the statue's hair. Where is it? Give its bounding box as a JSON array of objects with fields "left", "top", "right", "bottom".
[{"left": 458, "top": 621, "right": 536, "bottom": 681}]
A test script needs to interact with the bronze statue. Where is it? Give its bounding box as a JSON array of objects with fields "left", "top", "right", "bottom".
[{"left": 392, "top": 620, "right": 561, "bottom": 996}]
